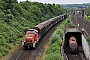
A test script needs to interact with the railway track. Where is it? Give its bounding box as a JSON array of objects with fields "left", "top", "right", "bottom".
[
  {"left": 15, "top": 50, "right": 33, "bottom": 60},
  {"left": 71, "top": 12, "right": 90, "bottom": 36},
  {"left": 7, "top": 46, "right": 25, "bottom": 60},
  {"left": 67, "top": 52, "right": 87, "bottom": 60},
  {"left": 68, "top": 54, "right": 81, "bottom": 60},
  {"left": 7, "top": 47, "right": 33, "bottom": 60},
  {"left": 8, "top": 47, "right": 35, "bottom": 60}
]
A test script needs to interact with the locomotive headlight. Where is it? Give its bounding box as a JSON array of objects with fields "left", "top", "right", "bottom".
[
  {"left": 24, "top": 40, "right": 26, "bottom": 42},
  {"left": 78, "top": 23, "right": 79, "bottom": 27}
]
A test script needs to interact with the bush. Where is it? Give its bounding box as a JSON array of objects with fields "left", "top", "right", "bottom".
[
  {"left": 50, "top": 34, "right": 60, "bottom": 44},
  {"left": 0, "top": 10, "right": 5, "bottom": 18},
  {"left": 0, "top": 47, "right": 10, "bottom": 56},
  {"left": 46, "top": 41, "right": 60, "bottom": 54},
  {"left": 84, "top": 16, "right": 90, "bottom": 21},
  {"left": 4, "top": 43, "right": 13, "bottom": 50},
  {"left": 0, "top": 53, "right": 2, "bottom": 57},
  {"left": 86, "top": 36, "right": 90, "bottom": 45}
]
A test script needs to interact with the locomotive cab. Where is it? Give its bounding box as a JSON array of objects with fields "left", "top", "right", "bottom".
[{"left": 23, "top": 29, "right": 39, "bottom": 49}]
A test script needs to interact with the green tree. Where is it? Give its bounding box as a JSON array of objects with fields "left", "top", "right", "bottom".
[{"left": 85, "top": 6, "right": 90, "bottom": 16}]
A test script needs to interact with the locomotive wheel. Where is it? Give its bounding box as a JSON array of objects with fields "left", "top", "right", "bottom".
[{"left": 27, "top": 45, "right": 30, "bottom": 49}]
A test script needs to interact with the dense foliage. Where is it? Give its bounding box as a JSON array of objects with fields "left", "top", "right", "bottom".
[
  {"left": 0, "top": 0, "right": 66, "bottom": 58},
  {"left": 85, "top": 6, "right": 90, "bottom": 17},
  {"left": 86, "top": 37, "right": 90, "bottom": 45},
  {"left": 85, "top": 6, "right": 90, "bottom": 21},
  {"left": 43, "top": 16, "right": 70, "bottom": 60}
]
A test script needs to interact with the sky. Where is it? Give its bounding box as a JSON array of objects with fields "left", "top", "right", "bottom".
[{"left": 17, "top": 0, "right": 90, "bottom": 4}]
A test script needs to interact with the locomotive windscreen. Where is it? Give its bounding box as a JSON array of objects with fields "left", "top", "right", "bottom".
[{"left": 65, "top": 32, "right": 82, "bottom": 46}]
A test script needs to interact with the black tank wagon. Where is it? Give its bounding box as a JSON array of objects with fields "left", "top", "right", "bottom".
[{"left": 62, "top": 25, "right": 81, "bottom": 54}]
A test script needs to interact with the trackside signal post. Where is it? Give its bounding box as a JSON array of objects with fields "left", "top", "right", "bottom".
[
  {"left": 82, "top": 10, "right": 84, "bottom": 18},
  {"left": 82, "top": 9, "right": 84, "bottom": 30}
]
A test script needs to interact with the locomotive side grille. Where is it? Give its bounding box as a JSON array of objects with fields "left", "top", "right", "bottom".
[{"left": 26, "top": 40, "right": 32, "bottom": 42}]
